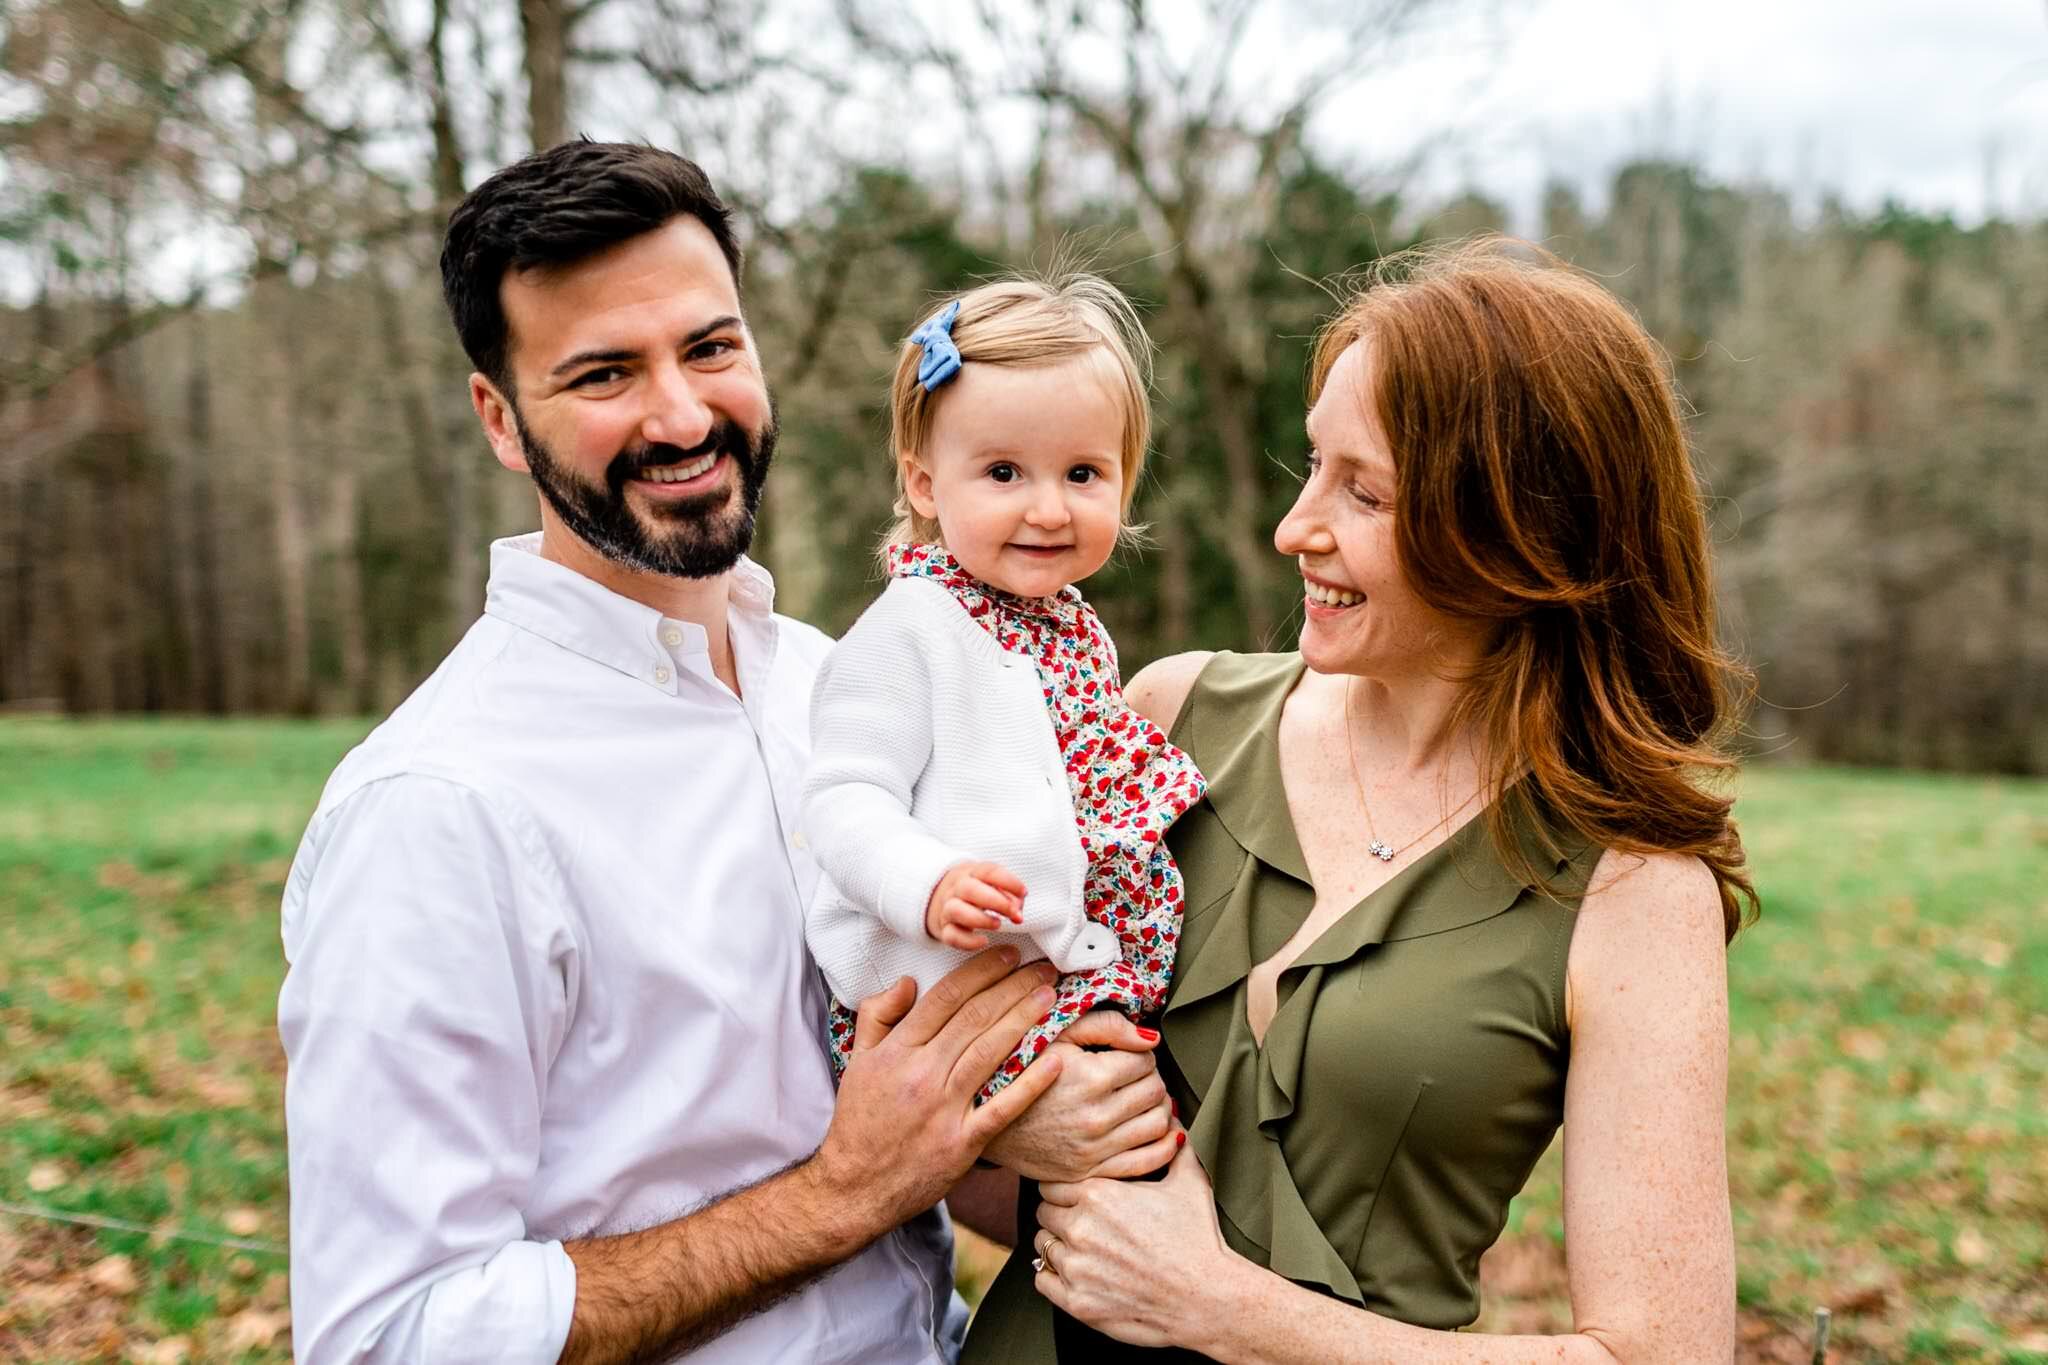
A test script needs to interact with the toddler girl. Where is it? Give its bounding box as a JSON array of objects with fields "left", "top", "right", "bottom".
[{"left": 800, "top": 275, "right": 1205, "bottom": 1098}]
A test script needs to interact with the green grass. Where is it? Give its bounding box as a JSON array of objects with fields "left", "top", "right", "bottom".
[{"left": 3, "top": 717, "right": 2046, "bottom": 1361}]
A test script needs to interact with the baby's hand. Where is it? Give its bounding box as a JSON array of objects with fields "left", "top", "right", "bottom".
[{"left": 925, "top": 861, "right": 1027, "bottom": 951}]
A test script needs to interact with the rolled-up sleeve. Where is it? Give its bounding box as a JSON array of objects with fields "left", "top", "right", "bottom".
[{"left": 278, "top": 774, "right": 577, "bottom": 1364}]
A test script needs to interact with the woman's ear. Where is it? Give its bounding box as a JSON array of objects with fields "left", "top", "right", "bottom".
[{"left": 902, "top": 452, "right": 939, "bottom": 521}]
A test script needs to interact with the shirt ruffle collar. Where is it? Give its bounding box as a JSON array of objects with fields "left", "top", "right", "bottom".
[{"left": 884, "top": 542, "right": 1081, "bottom": 629}]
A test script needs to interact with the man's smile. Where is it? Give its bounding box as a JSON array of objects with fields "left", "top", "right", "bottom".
[{"left": 631, "top": 451, "right": 729, "bottom": 499}]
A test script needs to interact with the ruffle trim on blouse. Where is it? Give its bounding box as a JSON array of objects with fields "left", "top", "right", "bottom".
[{"left": 1161, "top": 653, "right": 1587, "bottom": 1308}]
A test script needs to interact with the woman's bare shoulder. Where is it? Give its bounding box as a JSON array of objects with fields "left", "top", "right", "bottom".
[
  {"left": 1124, "top": 651, "right": 1218, "bottom": 733},
  {"left": 1565, "top": 847, "right": 1725, "bottom": 1028}
]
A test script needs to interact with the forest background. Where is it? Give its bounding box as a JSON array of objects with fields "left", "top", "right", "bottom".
[
  {"left": 2, "top": 1, "right": 2047, "bottom": 1362},
  {"left": 2, "top": 0, "right": 2044, "bottom": 773}
]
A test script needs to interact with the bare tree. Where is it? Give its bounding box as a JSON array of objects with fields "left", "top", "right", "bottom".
[{"left": 830, "top": 0, "right": 1468, "bottom": 640}]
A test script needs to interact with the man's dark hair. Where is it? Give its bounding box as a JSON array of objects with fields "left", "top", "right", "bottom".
[{"left": 440, "top": 139, "right": 743, "bottom": 395}]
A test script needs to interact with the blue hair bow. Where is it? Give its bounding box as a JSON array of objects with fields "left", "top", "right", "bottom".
[{"left": 910, "top": 300, "right": 962, "bottom": 392}]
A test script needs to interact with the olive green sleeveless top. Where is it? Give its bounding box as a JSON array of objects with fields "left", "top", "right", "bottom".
[{"left": 963, "top": 653, "right": 1604, "bottom": 1360}]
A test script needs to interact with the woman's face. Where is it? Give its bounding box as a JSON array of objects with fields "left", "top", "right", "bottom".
[{"left": 1274, "top": 340, "right": 1490, "bottom": 680}]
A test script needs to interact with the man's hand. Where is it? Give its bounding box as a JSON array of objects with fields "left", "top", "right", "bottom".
[
  {"left": 981, "top": 1010, "right": 1177, "bottom": 1183},
  {"left": 807, "top": 947, "right": 1066, "bottom": 1240},
  {"left": 924, "top": 861, "right": 1027, "bottom": 951}
]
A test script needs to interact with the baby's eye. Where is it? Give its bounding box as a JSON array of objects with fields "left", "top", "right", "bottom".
[
  {"left": 1066, "top": 466, "right": 1100, "bottom": 485},
  {"left": 988, "top": 463, "right": 1019, "bottom": 483}
]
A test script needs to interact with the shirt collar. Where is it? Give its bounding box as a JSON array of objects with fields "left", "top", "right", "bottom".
[
  {"left": 884, "top": 541, "right": 1080, "bottom": 628},
  {"left": 483, "top": 533, "right": 778, "bottom": 692}
]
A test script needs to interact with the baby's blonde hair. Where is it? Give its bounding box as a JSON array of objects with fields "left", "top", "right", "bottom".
[{"left": 884, "top": 272, "right": 1155, "bottom": 551}]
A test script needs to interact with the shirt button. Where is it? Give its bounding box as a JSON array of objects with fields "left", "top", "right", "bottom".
[
  {"left": 662, "top": 626, "right": 683, "bottom": 647},
  {"left": 654, "top": 665, "right": 673, "bottom": 685},
  {"left": 792, "top": 831, "right": 808, "bottom": 851}
]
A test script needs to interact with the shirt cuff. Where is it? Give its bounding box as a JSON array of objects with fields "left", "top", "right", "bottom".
[
  {"left": 422, "top": 1238, "right": 577, "bottom": 1365},
  {"left": 878, "top": 835, "right": 970, "bottom": 944}
]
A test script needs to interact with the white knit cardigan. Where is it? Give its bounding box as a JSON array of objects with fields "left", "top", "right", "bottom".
[{"left": 800, "top": 576, "right": 1120, "bottom": 1007}]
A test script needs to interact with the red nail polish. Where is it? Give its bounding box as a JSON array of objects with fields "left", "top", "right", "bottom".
[
  {"left": 1135, "top": 1026, "right": 1160, "bottom": 1042},
  {"left": 1176, "top": 1132, "right": 1186, "bottom": 1148}
]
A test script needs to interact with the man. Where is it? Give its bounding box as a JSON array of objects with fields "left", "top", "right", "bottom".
[{"left": 278, "top": 141, "right": 1172, "bottom": 1365}]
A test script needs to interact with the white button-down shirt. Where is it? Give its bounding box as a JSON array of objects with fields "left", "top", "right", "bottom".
[{"left": 279, "top": 534, "right": 961, "bottom": 1365}]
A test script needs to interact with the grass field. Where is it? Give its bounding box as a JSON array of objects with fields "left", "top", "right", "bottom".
[{"left": 2, "top": 716, "right": 2045, "bottom": 1362}]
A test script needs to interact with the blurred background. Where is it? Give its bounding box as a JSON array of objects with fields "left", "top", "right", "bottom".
[{"left": 1, "top": 1, "right": 2044, "bottom": 1361}]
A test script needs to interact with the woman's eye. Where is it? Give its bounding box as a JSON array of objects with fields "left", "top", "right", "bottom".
[{"left": 989, "top": 463, "right": 1019, "bottom": 483}]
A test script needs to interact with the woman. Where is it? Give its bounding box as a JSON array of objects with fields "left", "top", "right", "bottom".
[{"left": 963, "top": 237, "right": 1754, "bottom": 1361}]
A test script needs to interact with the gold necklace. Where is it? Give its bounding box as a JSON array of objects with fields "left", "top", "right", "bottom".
[{"left": 1342, "top": 676, "right": 1484, "bottom": 863}]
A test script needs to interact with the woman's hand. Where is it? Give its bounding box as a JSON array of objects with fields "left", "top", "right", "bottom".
[
  {"left": 1031, "top": 1138, "right": 1238, "bottom": 1348},
  {"left": 979, "top": 1010, "right": 1176, "bottom": 1182}
]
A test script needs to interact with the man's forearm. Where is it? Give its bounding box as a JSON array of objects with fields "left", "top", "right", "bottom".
[{"left": 558, "top": 1155, "right": 877, "bottom": 1365}]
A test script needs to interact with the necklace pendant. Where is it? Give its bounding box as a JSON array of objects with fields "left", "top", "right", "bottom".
[{"left": 1370, "top": 840, "right": 1394, "bottom": 862}]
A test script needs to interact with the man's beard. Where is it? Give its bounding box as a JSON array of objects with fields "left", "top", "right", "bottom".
[{"left": 514, "top": 402, "right": 777, "bottom": 580}]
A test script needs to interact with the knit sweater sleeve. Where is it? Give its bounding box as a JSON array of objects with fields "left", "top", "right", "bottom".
[{"left": 802, "top": 585, "right": 967, "bottom": 944}]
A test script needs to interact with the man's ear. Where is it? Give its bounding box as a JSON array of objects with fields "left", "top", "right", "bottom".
[
  {"left": 471, "top": 374, "right": 529, "bottom": 474},
  {"left": 901, "top": 452, "right": 938, "bottom": 520}
]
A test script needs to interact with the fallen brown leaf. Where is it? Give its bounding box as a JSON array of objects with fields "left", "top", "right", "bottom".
[
  {"left": 221, "top": 1307, "right": 290, "bottom": 1352},
  {"left": 86, "top": 1254, "right": 139, "bottom": 1296}
]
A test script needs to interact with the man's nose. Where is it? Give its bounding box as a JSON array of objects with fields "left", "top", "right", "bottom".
[{"left": 640, "top": 362, "right": 716, "bottom": 451}]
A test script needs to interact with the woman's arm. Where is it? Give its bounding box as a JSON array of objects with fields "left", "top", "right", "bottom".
[
  {"left": 1123, "top": 651, "right": 1215, "bottom": 734},
  {"left": 1034, "top": 847, "right": 1734, "bottom": 1363}
]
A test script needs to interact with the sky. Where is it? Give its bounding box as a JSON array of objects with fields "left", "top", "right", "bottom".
[{"left": 1303, "top": 0, "right": 2048, "bottom": 226}]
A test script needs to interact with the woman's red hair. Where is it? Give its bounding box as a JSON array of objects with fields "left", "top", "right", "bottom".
[{"left": 1312, "top": 237, "right": 1757, "bottom": 938}]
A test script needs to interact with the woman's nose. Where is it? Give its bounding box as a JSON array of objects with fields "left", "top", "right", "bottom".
[{"left": 1274, "top": 485, "right": 1335, "bottom": 556}]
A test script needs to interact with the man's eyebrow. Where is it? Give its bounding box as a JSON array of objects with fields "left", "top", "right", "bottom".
[
  {"left": 550, "top": 347, "right": 636, "bottom": 379},
  {"left": 547, "top": 316, "right": 743, "bottom": 379}
]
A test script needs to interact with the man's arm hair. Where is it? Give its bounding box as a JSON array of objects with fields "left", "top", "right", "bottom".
[
  {"left": 559, "top": 1157, "right": 864, "bottom": 1365},
  {"left": 556, "top": 953, "right": 1065, "bottom": 1365}
]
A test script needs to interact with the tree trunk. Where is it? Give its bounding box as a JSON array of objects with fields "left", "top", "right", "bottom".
[
  {"left": 521, "top": 0, "right": 571, "bottom": 151},
  {"left": 1166, "top": 258, "right": 1275, "bottom": 644},
  {"left": 263, "top": 283, "right": 315, "bottom": 714},
  {"left": 183, "top": 320, "right": 228, "bottom": 713}
]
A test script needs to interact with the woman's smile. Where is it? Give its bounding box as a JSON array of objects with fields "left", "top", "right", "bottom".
[{"left": 1301, "top": 572, "right": 1364, "bottom": 611}]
